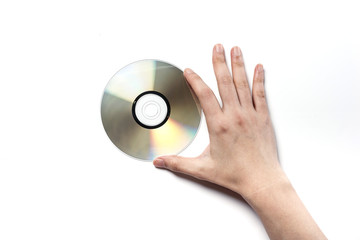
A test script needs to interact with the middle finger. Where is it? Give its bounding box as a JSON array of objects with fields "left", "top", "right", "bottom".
[{"left": 212, "top": 44, "right": 240, "bottom": 110}]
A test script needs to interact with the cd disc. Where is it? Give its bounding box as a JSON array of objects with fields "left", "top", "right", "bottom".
[{"left": 101, "top": 60, "right": 202, "bottom": 161}]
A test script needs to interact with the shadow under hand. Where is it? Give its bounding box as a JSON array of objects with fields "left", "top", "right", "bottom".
[
  {"left": 165, "top": 170, "right": 257, "bottom": 216},
  {"left": 155, "top": 168, "right": 268, "bottom": 237}
]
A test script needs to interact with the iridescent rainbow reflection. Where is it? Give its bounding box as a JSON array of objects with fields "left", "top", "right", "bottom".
[{"left": 149, "top": 119, "right": 198, "bottom": 159}]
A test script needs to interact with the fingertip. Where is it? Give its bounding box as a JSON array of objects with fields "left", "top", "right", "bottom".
[
  {"left": 231, "top": 46, "right": 241, "bottom": 57},
  {"left": 214, "top": 43, "right": 224, "bottom": 53},
  {"left": 153, "top": 158, "right": 166, "bottom": 168},
  {"left": 184, "top": 68, "right": 194, "bottom": 75},
  {"left": 256, "top": 64, "right": 264, "bottom": 72}
]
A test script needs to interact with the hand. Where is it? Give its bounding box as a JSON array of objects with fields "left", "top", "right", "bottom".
[
  {"left": 153, "top": 44, "right": 327, "bottom": 239},
  {"left": 153, "top": 44, "right": 285, "bottom": 198}
]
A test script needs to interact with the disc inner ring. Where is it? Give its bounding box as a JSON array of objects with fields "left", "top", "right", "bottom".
[{"left": 132, "top": 91, "right": 171, "bottom": 129}]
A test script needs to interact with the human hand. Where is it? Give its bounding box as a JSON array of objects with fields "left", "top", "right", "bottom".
[
  {"left": 153, "top": 44, "right": 287, "bottom": 198},
  {"left": 153, "top": 44, "right": 327, "bottom": 239}
]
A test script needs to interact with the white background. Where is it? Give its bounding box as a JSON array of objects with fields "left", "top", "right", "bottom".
[{"left": 1, "top": 0, "right": 359, "bottom": 239}]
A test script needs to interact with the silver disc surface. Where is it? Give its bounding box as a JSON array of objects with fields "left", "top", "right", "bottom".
[{"left": 101, "top": 60, "right": 202, "bottom": 161}]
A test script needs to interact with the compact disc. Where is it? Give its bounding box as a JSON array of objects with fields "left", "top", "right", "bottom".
[{"left": 101, "top": 60, "right": 202, "bottom": 161}]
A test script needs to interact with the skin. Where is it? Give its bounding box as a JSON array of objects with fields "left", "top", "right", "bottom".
[{"left": 153, "top": 44, "right": 327, "bottom": 240}]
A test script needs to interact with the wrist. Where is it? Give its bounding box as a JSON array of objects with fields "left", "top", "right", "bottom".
[
  {"left": 240, "top": 171, "right": 327, "bottom": 239},
  {"left": 238, "top": 168, "right": 291, "bottom": 202}
]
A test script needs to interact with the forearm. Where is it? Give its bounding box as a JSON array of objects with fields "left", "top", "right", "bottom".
[{"left": 243, "top": 174, "right": 327, "bottom": 240}]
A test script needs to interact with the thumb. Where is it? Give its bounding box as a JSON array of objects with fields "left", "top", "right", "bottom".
[{"left": 153, "top": 155, "right": 203, "bottom": 179}]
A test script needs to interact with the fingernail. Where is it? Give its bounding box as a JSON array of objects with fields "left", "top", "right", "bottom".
[
  {"left": 215, "top": 44, "right": 223, "bottom": 53},
  {"left": 257, "top": 64, "right": 263, "bottom": 72},
  {"left": 233, "top": 46, "right": 241, "bottom": 56},
  {"left": 184, "top": 68, "right": 193, "bottom": 74},
  {"left": 153, "top": 158, "right": 165, "bottom": 168}
]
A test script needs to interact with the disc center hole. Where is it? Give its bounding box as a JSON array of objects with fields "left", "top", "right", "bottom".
[
  {"left": 143, "top": 102, "right": 159, "bottom": 118},
  {"left": 132, "top": 91, "right": 170, "bottom": 129}
]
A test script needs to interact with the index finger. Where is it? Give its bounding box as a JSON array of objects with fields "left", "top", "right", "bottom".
[{"left": 184, "top": 68, "right": 222, "bottom": 119}]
